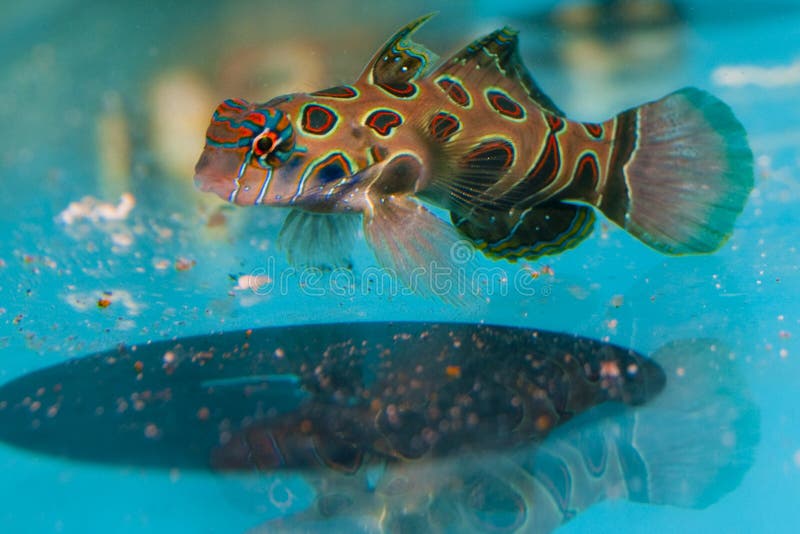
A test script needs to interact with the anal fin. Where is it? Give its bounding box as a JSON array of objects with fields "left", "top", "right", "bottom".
[
  {"left": 277, "top": 209, "right": 360, "bottom": 270},
  {"left": 452, "top": 203, "right": 595, "bottom": 262}
]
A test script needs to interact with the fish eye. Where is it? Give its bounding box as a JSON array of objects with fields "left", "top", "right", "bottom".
[
  {"left": 250, "top": 113, "right": 297, "bottom": 169},
  {"left": 252, "top": 131, "right": 277, "bottom": 157},
  {"left": 254, "top": 135, "right": 274, "bottom": 155}
]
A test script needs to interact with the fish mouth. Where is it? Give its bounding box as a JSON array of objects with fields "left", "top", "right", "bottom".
[
  {"left": 193, "top": 147, "right": 248, "bottom": 200},
  {"left": 194, "top": 147, "right": 289, "bottom": 206}
]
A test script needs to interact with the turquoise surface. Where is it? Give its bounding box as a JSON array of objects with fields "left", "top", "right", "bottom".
[{"left": 0, "top": 1, "right": 797, "bottom": 532}]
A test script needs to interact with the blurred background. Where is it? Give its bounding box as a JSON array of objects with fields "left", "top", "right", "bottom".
[{"left": 0, "top": 0, "right": 798, "bottom": 532}]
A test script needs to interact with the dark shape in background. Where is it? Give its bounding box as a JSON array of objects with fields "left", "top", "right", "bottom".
[
  {"left": 251, "top": 339, "right": 760, "bottom": 533},
  {"left": 0, "top": 323, "right": 758, "bottom": 532},
  {"left": 0, "top": 322, "right": 664, "bottom": 471}
]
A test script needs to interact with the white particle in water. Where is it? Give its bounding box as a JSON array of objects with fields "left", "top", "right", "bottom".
[
  {"left": 721, "top": 431, "right": 736, "bottom": 448},
  {"left": 144, "top": 423, "right": 160, "bottom": 439}
]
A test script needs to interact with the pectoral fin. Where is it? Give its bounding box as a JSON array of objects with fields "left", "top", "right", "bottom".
[
  {"left": 452, "top": 203, "right": 595, "bottom": 262},
  {"left": 363, "top": 195, "right": 479, "bottom": 305},
  {"left": 277, "top": 209, "right": 361, "bottom": 270}
]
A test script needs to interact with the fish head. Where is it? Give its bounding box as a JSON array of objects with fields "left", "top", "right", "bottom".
[
  {"left": 194, "top": 96, "right": 312, "bottom": 205},
  {"left": 194, "top": 94, "right": 376, "bottom": 209}
]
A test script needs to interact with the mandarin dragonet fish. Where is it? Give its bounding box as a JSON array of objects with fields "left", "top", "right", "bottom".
[{"left": 194, "top": 14, "right": 753, "bottom": 298}]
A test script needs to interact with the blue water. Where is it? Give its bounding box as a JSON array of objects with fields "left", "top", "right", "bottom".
[{"left": 0, "top": 0, "right": 798, "bottom": 532}]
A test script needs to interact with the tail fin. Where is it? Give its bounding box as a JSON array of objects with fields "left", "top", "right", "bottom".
[
  {"left": 600, "top": 88, "right": 754, "bottom": 254},
  {"left": 526, "top": 339, "right": 760, "bottom": 532},
  {"left": 624, "top": 339, "right": 760, "bottom": 508}
]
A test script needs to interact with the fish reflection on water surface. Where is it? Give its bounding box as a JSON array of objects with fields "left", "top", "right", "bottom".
[
  {"left": 243, "top": 339, "right": 759, "bottom": 534},
  {"left": 0, "top": 323, "right": 758, "bottom": 533}
]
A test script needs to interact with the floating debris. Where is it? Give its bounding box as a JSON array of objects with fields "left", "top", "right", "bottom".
[
  {"left": 234, "top": 274, "right": 272, "bottom": 292},
  {"left": 713, "top": 59, "right": 800, "bottom": 88},
  {"left": 175, "top": 258, "right": 196, "bottom": 271},
  {"left": 58, "top": 193, "right": 135, "bottom": 225},
  {"left": 64, "top": 289, "right": 142, "bottom": 316}
]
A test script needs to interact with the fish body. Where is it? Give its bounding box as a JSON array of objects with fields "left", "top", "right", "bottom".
[{"left": 195, "top": 15, "right": 753, "bottom": 297}]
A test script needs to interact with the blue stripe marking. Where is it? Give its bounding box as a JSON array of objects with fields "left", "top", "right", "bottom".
[
  {"left": 221, "top": 98, "right": 248, "bottom": 111},
  {"left": 206, "top": 138, "right": 252, "bottom": 149},
  {"left": 229, "top": 148, "right": 253, "bottom": 203},
  {"left": 255, "top": 168, "right": 273, "bottom": 205},
  {"left": 291, "top": 170, "right": 310, "bottom": 204}
]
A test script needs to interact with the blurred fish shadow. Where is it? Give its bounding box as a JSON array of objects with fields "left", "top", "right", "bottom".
[
  {"left": 0, "top": 323, "right": 758, "bottom": 533},
  {"left": 244, "top": 339, "right": 759, "bottom": 533}
]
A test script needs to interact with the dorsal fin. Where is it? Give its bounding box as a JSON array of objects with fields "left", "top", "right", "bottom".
[
  {"left": 432, "top": 26, "right": 564, "bottom": 117},
  {"left": 358, "top": 13, "right": 440, "bottom": 87}
]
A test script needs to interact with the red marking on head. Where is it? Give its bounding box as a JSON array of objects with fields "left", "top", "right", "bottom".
[
  {"left": 206, "top": 99, "right": 271, "bottom": 149},
  {"left": 216, "top": 98, "right": 250, "bottom": 114}
]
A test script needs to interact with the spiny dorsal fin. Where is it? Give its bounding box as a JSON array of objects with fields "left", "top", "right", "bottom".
[
  {"left": 432, "top": 26, "right": 564, "bottom": 117},
  {"left": 358, "top": 13, "right": 440, "bottom": 87}
]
